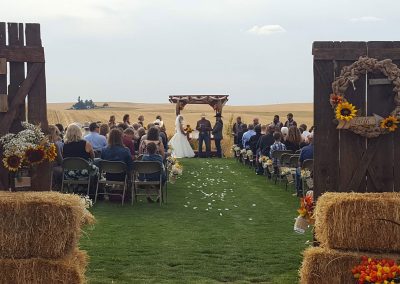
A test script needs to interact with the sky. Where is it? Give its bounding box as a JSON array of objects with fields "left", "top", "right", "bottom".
[{"left": 1, "top": 0, "right": 399, "bottom": 105}]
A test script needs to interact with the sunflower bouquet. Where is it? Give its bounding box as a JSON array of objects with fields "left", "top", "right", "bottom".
[
  {"left": 294, "top": 194, "right": 315, "bottom": 234},
  {"left": 169, "top": 162, "right": 183, "bottom": 184},
  {"left": 184, "top": 124, "right": 193, "bottom": 134},
  {"left": 0, "top": 122, "right": 57, "bottom": 172}
]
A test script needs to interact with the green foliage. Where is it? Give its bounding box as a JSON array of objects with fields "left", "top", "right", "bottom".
[{"left": 81, "top": 159, "right": 311, "bottom": 283}]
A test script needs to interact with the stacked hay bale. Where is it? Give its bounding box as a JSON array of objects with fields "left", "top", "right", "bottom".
[
  {"left": 300, "top": 192, "right": 400, "bottom": 284},
  {"left": 0, "top": 191, "right": 94, "bottom": 283}
]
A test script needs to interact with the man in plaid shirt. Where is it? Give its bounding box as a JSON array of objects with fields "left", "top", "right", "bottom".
[{"left": 269, "top": 132, "right": 286, "bottom": 166}]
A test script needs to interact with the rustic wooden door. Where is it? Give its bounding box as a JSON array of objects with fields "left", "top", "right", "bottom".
[{"left": 313, "top": 41, "right": 400, "bottom": 198}]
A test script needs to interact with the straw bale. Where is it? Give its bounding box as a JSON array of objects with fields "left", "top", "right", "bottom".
[
  {"left": 0, "top": 249, "right": 88, "bottom": 284},
  {"left": 300, "top": 247, "right": 400, "bottom": 284},
  {"left": 315, "top": 192, "right": 400, "bottom": 252},
  {"left": 0, "top": 191, "right": 94, "bottom": 259}
]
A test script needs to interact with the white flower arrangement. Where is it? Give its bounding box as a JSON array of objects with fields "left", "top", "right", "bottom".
[{"left": 246, "top": 150, "right": 253, "bottom": 160}]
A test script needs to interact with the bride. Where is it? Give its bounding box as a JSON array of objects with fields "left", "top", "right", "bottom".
[{"left": 168, "top": 115, "right": 195, "bottom": 158}]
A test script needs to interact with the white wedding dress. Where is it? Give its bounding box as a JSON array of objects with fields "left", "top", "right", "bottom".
[{"left": 169, "top": 116, "right": 195, "bottom": 158}]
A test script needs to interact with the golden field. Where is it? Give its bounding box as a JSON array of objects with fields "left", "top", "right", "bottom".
[{"left": 47, "top": 102, "right": 313, "bottom": 135}]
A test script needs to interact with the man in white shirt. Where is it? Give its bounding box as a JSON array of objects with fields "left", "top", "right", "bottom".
[{"left": 84, "top": 122, "right": 107, "bottom": 151}]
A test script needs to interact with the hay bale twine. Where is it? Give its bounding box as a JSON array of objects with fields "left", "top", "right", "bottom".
[
  {"left": 0, "top": 249, "right": 88, "bottom": 284},
  {"left": 315, "top": 192, "right": 400, "bottom": 253},
  {"left": 0, "top": 191, "right": 94, "bottom": 259},
  {"left": 299, "top": 247, "right": 399, "bottom": 284}
]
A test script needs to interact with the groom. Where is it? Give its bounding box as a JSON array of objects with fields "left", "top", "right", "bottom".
[{"left": 196, "top": 113, "right": 212, "bottom": 158}]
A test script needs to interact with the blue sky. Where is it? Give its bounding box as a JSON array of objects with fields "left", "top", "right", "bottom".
[{"left": 1, "top": 0, "right": 399, "bottom": 105}]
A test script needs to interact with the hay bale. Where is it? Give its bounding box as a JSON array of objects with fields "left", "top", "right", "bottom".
[
  {"left": 0, "top": 249, "right": 88, "bottom": 284},
  {"left": 300, "top": 247, "right": 399, "bottom": 284},
  {"left": 315, "top": 192, "right": 400, "bottom": 252},
  {"left": 0, "top": 191, "right": 94, "bottom": 259}
]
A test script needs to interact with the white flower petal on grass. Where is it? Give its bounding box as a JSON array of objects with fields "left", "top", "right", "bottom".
[
  {"left": 248, "top": 218, "right": 253, "bottom": 221},
  {"left": 252, "top": 204, "right": 256, "bottom": 207},
  {"left": 225, "top": 208, "right": 229, "bottom": 211},
  {"left": 193, "top": 207, "right": 197, "bottom": 209},
  {"left": 218, "top": 208, "right": 222, "bottom": 211},
  {"left": 234, "top": 205, "right": 238, "bottom": 208},
  {"left": 219, "top": 213, "right": 223, "bottom": 216},
  {"left": 184, "top": 205, "right": 188, "bottom": 208},
  {"left": 208, "top": 203, "right": 212, "bottom": 206}
]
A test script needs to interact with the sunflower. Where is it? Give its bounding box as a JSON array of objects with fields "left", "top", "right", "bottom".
[
  {"left": 335, "top": 101, "right": 357, "bottom": 121},
  {"left": 380, "top": 116, "right": 399, "bottom": 132},
  {"left": 45, "top": 143, "right": 57, "bottom": 162},
  {"left": 25, "top": 145, "right": 46, "bottom": 165},
  {"left": 3, "top": 155, "right": 23, "bottom": 172}
]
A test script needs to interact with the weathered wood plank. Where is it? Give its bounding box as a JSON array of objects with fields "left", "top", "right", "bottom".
[
  {"left": 8, "top": 23, "right": 26, "bottom": 133},
  {"left": 0, "top": 58, "right": 6, "bottom": 74},
  {"left": 0, "top": 22, "right": 8, "bottom": 190},
  {"left": 26, "top": 23, "right": 47, "bottom": 130},
  {"left": 313, "top": 42, "right": 339, "bottom": 199},
  {"left": 335, "top": 42, "right": 368, "bottom": 193},
  {"left": 312, "top": 41, "right": 368, "bottom": 60},
  {"left": 0, "top": 63, "right": 44, "bottom": 135},
  {"left": 366, "top": 41, "right": 397, "bottom": 192},
  {"left": 0, "top": 46, "right": 45, "bottom": 62}
]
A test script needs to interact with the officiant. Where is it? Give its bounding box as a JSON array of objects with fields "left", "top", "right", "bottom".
[{"left": 196, "top": 113, "right": 212, "bottom": 158}]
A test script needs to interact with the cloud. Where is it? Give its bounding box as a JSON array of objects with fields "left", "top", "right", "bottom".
[
  {"left": 247, "top": 25, "right": 286, "bottom": 36},
  {"left": 350, "top": 16, "right": 383, "bottom": 22}
]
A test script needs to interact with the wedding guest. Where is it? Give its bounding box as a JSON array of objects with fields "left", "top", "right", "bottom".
[
  {"left": 248, "top": 124, "right": 262, "bottom": 156},
  {"left": 257, "top": 125, "right": 275, "bottom": 158},
  {"left": 82, "top": 122, "right": 90, "bottom": 136},
  {"left": 101, "top": 128, "right": 133, "bottom": 181},
  {"left": 117, "top": 123, "right": 128, "bottom": 131},
  {"left": 108, "top": 115, "right": 116, "bottom": 128},
  {"left": 47, "top": 125, "right": 63, "bottom": 158},
  {"left": 232, "top": 116, "right": 243, "bottom": 145},
  {"left": 155, "top": 122, "right": 168, "bottom": 152},
  {"left": 123, "top": 128, "right": 136, "bottom": 158},
  {"left": 253, "top": 117, "right": 260, "bottom": 126},
  {"left": 284, "top": 113, "right": 297, "bottom": 128},
  {"left": 196, "top": 113, "right": 212, "bottom": 158},
  {"left": 138, "top": 115, "right": 145, "bottom": 127},
  {"left": 99, "top": 123, "right": 110, "bottom": 138},
  {"left": 64, "top": 124, "right": 95, "bottom": 160},
  {"left": 296, "top": 132, "right": 314, "bottom": 197},
  {"left": 123, "top": 114, "right": 130, "bottom": 126},
  {"left": 131, "top": 123, "right": 141, "bottom": 131},
  {"left": 284, "top": 126, "right": 302, "bottom": 152},
  {"left": 212, "top": 113, "right": 223, "bottom": 158},
  {"left": 242, "top": 124, "right": 255, "bottom": 149},
  {"left": 84, "top": 122, "right": 107, "bottom": 152},
  {"left": 280, "top": 127, "right": 289, "bottom": 141},
  {"left": 136, "top": 127, "right": 146, "bottom": 150},
  {"left": 140, "top": 142, "right": 166, "bottom": 203},
  {"left": 261, "top": 125, "right": 267, "bottom": 135},
  {"left": 155, "top": 115, "right": 164, "bottom": 128},
  {"left": 55, "top": 123, "right": 64, "bottom": 140},
  {"left": 299, "top": 124, "right": 310, "bottom": 141},
  {"left": 139, "top": 126, "right": 165, "bottom": 159},
  {"left": 270, "top": 132, "right": 286, "bottom": 167},
  {"left": 272, "top": 115, "right": 283, "bottom": 129},
  {"left": 140, "top": 123, "right": 156, "bottom": 142},
  {"left": 237, "top": 124, "right": 247, "bottom": 149}
]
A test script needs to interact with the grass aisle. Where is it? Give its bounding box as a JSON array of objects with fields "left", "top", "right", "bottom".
[{"left": 81, "top": 158, "right": 312, "bottom": 283}]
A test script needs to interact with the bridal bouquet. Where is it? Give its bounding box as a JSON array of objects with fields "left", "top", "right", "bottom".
[{"left": 0, "top": 122, "right": 57, "bottom": 172}]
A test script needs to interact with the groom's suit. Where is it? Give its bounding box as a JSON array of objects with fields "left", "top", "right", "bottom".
[{"left": 196, "top": 118, "right": 212, "bottom": 158}]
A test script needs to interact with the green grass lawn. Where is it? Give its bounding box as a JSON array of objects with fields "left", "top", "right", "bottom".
[{"left": 80, "top": 158, "right": 312, "bottom": 283}]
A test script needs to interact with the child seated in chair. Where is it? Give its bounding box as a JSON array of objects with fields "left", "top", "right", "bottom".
[{"left": 140, "top": 142, "right": 166, "bottom": 184}]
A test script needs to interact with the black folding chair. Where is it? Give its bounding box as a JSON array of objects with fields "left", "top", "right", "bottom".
[
  {"left": 132, "top": 161, "right": 165, "bottom": 206},
  {"left": 61, "top": 157, "right": 92, "bottom": 195},
  {"left": 95, "top": 160, "right": 129, "bottom": 205}
]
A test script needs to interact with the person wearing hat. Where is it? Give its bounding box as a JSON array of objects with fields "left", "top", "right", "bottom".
[
  {"left": 196, "top": 113, "right": 212, "bottom": 158},
  {"left": 212, "top": 113, "right": 223, "bottom": 158},
  {"left": 84, "top": 122, "right": 107, "bottom": 152}
]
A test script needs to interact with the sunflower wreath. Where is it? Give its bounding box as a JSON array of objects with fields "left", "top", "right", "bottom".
[{"left": 330, "top": 56, "right": 400, "bottom": 138}]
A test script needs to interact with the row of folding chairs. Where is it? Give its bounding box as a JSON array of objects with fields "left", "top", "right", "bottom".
[{"left": 60, "top": 157, "right": 166, "bottom": 206}]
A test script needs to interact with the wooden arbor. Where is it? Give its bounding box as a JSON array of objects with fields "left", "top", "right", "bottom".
[
  {"left": 313, "top": 42, "right": 400, "bottom": 199},
  {"left": 0, "top": 22, "right": 48, "bottom": 190},
  {"left": 169, "top": 95, "right": 229, "bottom": 116}
]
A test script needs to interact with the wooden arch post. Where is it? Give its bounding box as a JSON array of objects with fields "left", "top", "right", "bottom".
[{"left": 169, "top": 95, "right": 229, "bottom": 116}]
